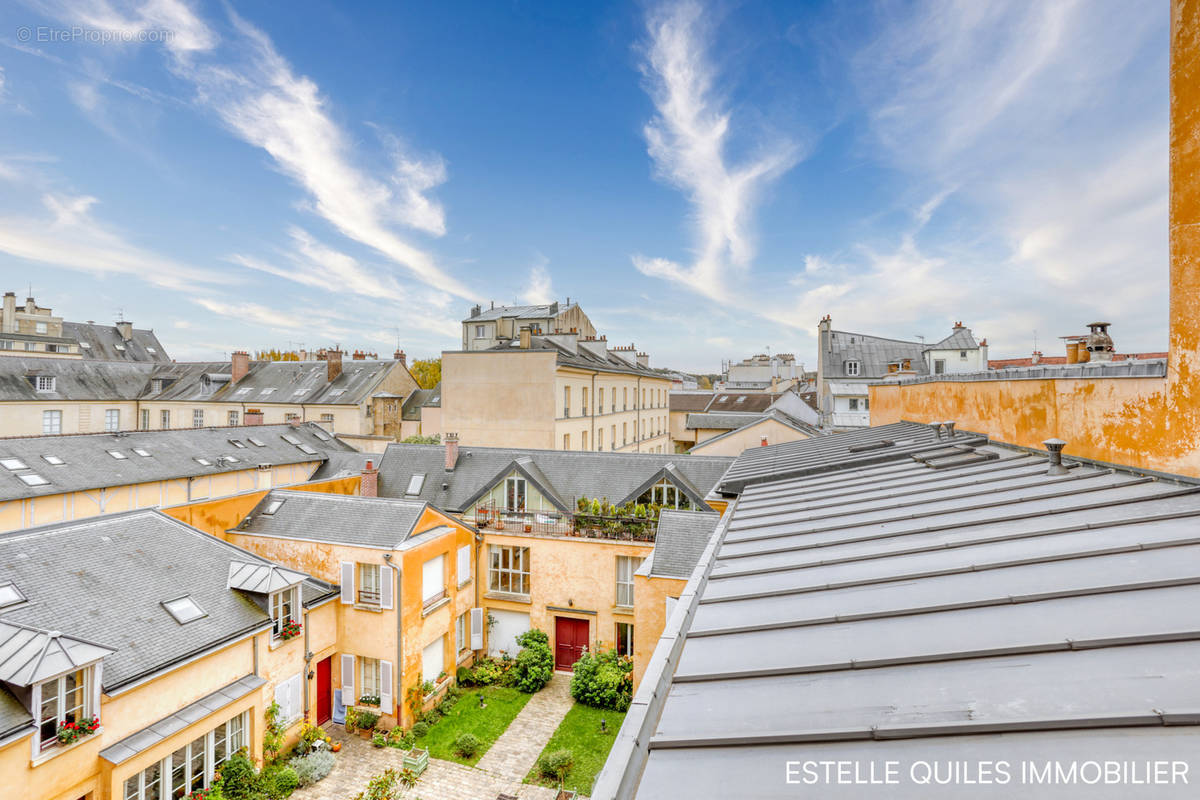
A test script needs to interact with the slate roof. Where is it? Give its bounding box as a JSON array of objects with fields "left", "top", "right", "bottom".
[
  {"left": 477, "top": 336, "right": 667, "bottom": 379},
  {"left": 821, "top": 330, "right": 930, "bottom": 379},
  {"left": 401, "top": 384, "right": 441, "bottom": 420},
  {"left": 232, "top": 490, "right": 431, "bottom": 550},
  {"left": 924, "top": 325, "right": 978, "bottom": 351},
  {"left": 330, "top": 443, "right": 736, "bottom": 513},
  {"left": 0, "top": 620, "right": 115, "bottom": 685},
  {"left": 595, "top": 427, "right": 1200, "bottom": 800},
  {"left": 703, "top": 393, "right": 776, "bottom": 413},
  {"left": 647, "top": 510, "right": 720, "bottom": 579},
  {"left": 688, "top": 411, "right": 819, "bottom": 454},
  {"left": 0, "top": 422, "right": 352, "bottom": 502},
  {"left": 0, "top": 356, "right": 406, "bottom": 405},
  {"left": 667, "top": 393, "right": 714, "bottom": 413},
  {"left": 62, "top": 322, "right": 170, "bottom": 362},
  {"left": 463, "top": 303, "right": 578, "bottom": 322},
  {"left": 0, "top": 510, "right": 336, "bottom": 737}
]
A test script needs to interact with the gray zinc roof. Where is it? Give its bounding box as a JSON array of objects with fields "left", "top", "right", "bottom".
[
  {"left": 0, "top": 422, "right": 352, "bottom": 502},
  {"left": 232, "top": 490, "right": 431, "bottom": 550},
  {"left": 0, "top": 357, "right": 156, "bottom": 402},
  {"left": 347, "top": 443, "right": 735, "bottom": 513},
  {"left": 822, "top": 329, "right": 930, "bottom": 379},
  {"left": 463, "top": 303, "right": 577, "bottom": 323},
  {"left": 924, "top": 325, "right": 978, "bottom": 352},
  {"left": 0, "top": 509, "right": 336, "bottom": 738},
  {"left": 63, "top": 321, "right": 170, "bottom": 362},
  {"left": 147, "top": 359, "right": 404, "bottom": 406},
  {"left": 648, "top": 510, "right": 720, "bottom": 579},
  {"left": 595, "top": 428, "right": 1200, "bottom": 800},
  {"left": 684, "top": 412, "right": 765, "bottom": 430}
]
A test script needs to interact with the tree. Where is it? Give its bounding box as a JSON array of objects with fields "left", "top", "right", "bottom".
[
  {"left": 697, "top": 375, "right": 713, "bottom": 389},
  {"left": 409, "top": 357, "right": 441, "bottom": 389}
]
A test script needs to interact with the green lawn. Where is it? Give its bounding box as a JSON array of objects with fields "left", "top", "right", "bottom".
[
  {"left": 416, "top": 685, "right": 532, "bottom": 766},
  {"left": 525, "top": 703, "right": 626, "bottom": 795}
]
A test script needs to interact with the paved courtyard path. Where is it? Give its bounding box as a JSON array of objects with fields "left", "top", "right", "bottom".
[{"left": 292, "top": 672, "right": 577, "bottom": 800}]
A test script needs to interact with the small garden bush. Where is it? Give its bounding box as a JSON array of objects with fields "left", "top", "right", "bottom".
[
  {"left": 411, "top": 721, "right": 429, "bottom": 739},
  {"left": 261, "top": 765, "right": 298, "bottom": 799},
  {"left": 288, "top": 750, "right": 335, "bottom": 787},
  {"left": 570, "top": 648, "right": 634, "bottom": 711},
  {"left": 538, "top": 748, "right": 575, "bottom": 783},
  {"left": 371, "top": 731, "right": 386, "bottom": 748},
  {"left": 421, "top": 706, "right": 443, "bottom": 725},
  {"left": 456, "top": 665, "right": 473, "bottom": 684},
  {"left": 353, "top": 768, "right": 409, "bottom": 800},
  {"left": 355, "top": 710, "right": 380, "bottom": 731},
  {"left": 216, "top": 752, "right": 262, "bottom": 800},
  {"left": 453, "top": 732, "right": 482, "bottom": 758},
  {"left": 512, "top": 629, "right": 554, "bottom": 693}
]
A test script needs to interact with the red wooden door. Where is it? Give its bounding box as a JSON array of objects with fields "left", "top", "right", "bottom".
[
  {"left": 316, "top": 657, "right": 332, "bottom": 724},
  {"left": 554, "top": 617, "right": 589, "bottom": 670}
]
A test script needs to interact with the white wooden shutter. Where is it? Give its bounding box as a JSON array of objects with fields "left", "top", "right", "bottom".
[
  {"left": 340, "top": 561, "right": 354, "bottom": 604},
  {"left": 457, "top": 545, "right": 471, "bottom": 585},
  {"left": 340, "top": 654, "right": 355, "bottom": 702},
  {"left": 379, "top": 660, "right": 393, "bottom": 712},
  {"left": 470, "top": 607, "right": 483, "bottom": 650},
  {"left": 288, "top": 673, "right": 303, "bottom": 723},
  {"left": 380, "top": 565, "right": 394, "bottom": 610}
]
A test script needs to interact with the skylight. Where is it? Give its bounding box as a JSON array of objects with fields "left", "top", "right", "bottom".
[
  {"left": 114, "top": 343, "right": 126, "bottom": 351},
  {"left": 263, "top": 498, "right": 285, "bottom": 515},
  {"left": 405, "top": 474, "right": 426, "bottom": 496},
  {"left": 147, "top": 347, "right": 157, "bottom": 353},
  {"left": 41, "top": 455, "right": 64, "bottom": 465},
  {"left": 79, "top": 341, "right": 90, "bottom": 349},
  {"left": 329, "top": 389, "right": 345, "bottom": 397},
  {"left": 234, "top": 388, "right": 252, "bottom": 397},
  {"left": 17, "top": 474, "right": 49, "bottom": 486},
  {"left": 162, "top": 596, "right": 206, "bottom": 624},
  {"left": 229, "top": 439, "right": 247, "bottom": 448},
  {"left": 132, "top": 448, "right": 151, "bottom": 457},
  {"left": 281, "top": 434, "right": 301, "bottom": 445},
  {"left": 260, "top": 388, "right": 275, "bottom": 396},
  {"left": 297, "top": 444, "right": 317, "bottom": 455},
  {"left": 248, "top": 437, "right": 266, "bottom": 447},
  {"left": 0, "top": 458, "right": 28, "bottom": 471},
  {"left": 221, "top": 455, "right": 241, "bottom": 463},
  {"left": 736, "top": 396, "right": 746, "bottom": 403},
  {"left": 194, "top": 457, "right": 212, "bottom": 466},
  {"left": 107, "top": 450, "right": 128, "bottom": 460},
  {"left": 0, "top": 583, "right": 25, "bottom": 609},
  {"left": 311, "top": 430, "right": 330, "bottom": 441}
]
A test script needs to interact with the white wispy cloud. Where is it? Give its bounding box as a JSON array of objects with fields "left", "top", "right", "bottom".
[
  {"left": 632, "top": 0, "right": 801, "bottom": 301},
  {"left": 520, "top": 254, "right": 555, "bottom": 305}
]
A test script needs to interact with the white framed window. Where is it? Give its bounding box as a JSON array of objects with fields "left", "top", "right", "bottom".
[
  {"left": 934, "top": 359, "right": 946, "bottom": 374},
  {"left": 616, "top": 555, "right": 644, "bottom": 608},
  {"left": 960, "top": 350, "right": 968, "bottom": 359},
  {"left": 321, "top": 413, "right": 334, "bottom": 422},
  {"left": 104, "top": 409, "right": 120, "bottom": 432},
  {"left": 35, "top": 321, "right": 47, "bottom": 334},
  {"left": 284, "top": 412, "right": 300, "bottom": 422},
  {"left": 360, "top": 658, "right": 381, "bottom": 700},
  {"left": 37, "top": 668, "right": 89, "bottom": 751},
  {"left": 505, "top": 476, "right": 526, "bottom": 511},
  {"left": 456, "top": 611, "right": 469, "bottom": 654},
  {"left": 228, "top": 410, "right": 239, "bottom": 426},
  {"left": 270, "top": 586, "right": 298, "bottom": 638},
  {"left": 616, "top": 622, "right": 634, "bottom": 656},
  {"left": 849, "top": 398, "right": 860, "bottom": 411},
  {"left": 563, "top": 386, "right": 570, "bottom": 418},
  {"left": 474, "top": 324, "right": 485, "bottom": 338},
  {"left": 160, "top": 410, "right": 170, "bottom": 429},
  {"left": 42, "top": 410, "right": 61, "bottom": 435},
  {"left": 192, "top": 409, "right": 205, "bottom": 428},
  {"left": 139, "top": 409, "right": 149, "bottom": 430},
  {"left": 488, "top": 545, "right": 530, "bottom": 595},
  {"left": 357, "top": 563, "right": 382, "bottom": 606},
  {"left": 35, "top": 376, "right": 55, "bottom": 393},
  {"left": 422, "top": 554, "right": 446, "bottom": 607},
  {"left": 563, "top": 433, "right": 570, "bottom": 450},
  {"left": 845, "top": 360, "right": 861, "bottom": 376},
  {"left": 648, "top": 478, "right": 687, "bottom": 509},
  {"left": 457, "top": 544, "right": 472, "bottom": 587},
  {"left": 422, "top": 636, "right": 445, "bottom": 682},
  {"left": 123, "top": 711, "right": 247, "bottom": 800}
]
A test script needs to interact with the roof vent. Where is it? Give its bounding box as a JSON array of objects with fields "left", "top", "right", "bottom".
[
  {"left": 942, "top": 421, "right": 957, "bottom": 438},
  {"left": 1044, "top": 438, "right": 1069, "bottom": 475},
  {"left": 928, "top": 421, "right": 944, "bottom": 440}
]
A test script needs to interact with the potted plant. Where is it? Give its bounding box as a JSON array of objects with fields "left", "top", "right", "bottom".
[
  {"left": 356, "top": 710, "right": 379, "bottom": 740},
  {"left": 344, "top": 706, "right": 359, "bottom": 735},
  {"left": 403, "top": 745, "right": 429, "bottom": 775},
  {"left": 357, "top": 693, "right": 381, "bottom": 708},
  {"left": 524, "top": 520, "right": 533, "bottom": 532},
  {"left": 56, "top": 716, "right": 100, "bottom": 745},
  {"left": 371, "top": 730, "right": 386, "bottom": 748}
]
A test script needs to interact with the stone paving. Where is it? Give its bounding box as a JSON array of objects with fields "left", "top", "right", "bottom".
[{"left": 292, "top": 673, "right": 577, "bottom": 800}]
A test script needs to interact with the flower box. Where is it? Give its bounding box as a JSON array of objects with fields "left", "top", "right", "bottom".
[
  {"left": 403, "top": 747, "right": 429, "bottom": 775},
  {"left": 279, "top": 618, "right": 302, "bottom": 641},
  {"left": 56, "top": 716, "right": 100, "bottom": 745}
]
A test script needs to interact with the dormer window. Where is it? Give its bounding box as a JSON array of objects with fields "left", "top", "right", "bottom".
[
  {"left": 35, "top": 376, "right": 55, "bottom": 393},
  {"left": 270, "top": 586, "right": 299, "bottom": 639},
  {"left": 845, "top": 360, "right": 861, "bottom": 376},
  {"left": 151, "top": 378, "right": 166, "bottom": 393},
  {"left": 38, "top": 668, "right": 92, "bottom": 752}
]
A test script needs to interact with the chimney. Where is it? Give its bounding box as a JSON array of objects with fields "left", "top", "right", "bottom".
[
  {"left": 470, "top": 304, "right": 481, "bottom": 318},
  {"left": 445, "top": 433, "right": 459, "bottom": 471},
  {"left": 1044, "top": 438, "right": 1068, "bottom": 475},
  {"left": 327, "top": 349, "right": 343, "bottom": 382},
  {"left": 361, "top": 459, "right": 379, "bottom": 497},
  {"left": 519, "top": 326, "right": 532, "bottom": 349},
  {"left": 942, "top": 421, "right": 957, "bottom": 438},
  {"left": 1085, "top": 322, "right": 1114, "bottom": 362},
  {"left": 636, "top": 352, "right": 649, "bottom": 368},
  {"left": 760, "top": 436, "right": 769, "bottom": 447},
  {"left": 231, "top": 350, "right": 250, "bottom": 383},
  {"left": 1031, "top": 350, "right": 1042, "bottom": 366},
  {"left": 116, "top": 320, "right": 133, "bottom": 342},
  {"left": 352, "top": 349, "right": 366, "bottom": 361},
  {"left": 394, "top": 349, "right": 407, "bottom": 367},
  {"left": 24, "top": 297, "right": 35, "bottom": 313},
  {"left": 1, "top": 293, "right": 14, "bottom": 333}
]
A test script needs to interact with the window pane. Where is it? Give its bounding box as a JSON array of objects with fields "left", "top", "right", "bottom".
[
  {"left": 171, "top": 747, "right": 188, "bottom": 799},
  {"left": 213, "top": 722, "right": 228, "bottom": 766},
  {"left": 190, "top": 736, "right": 206, "bottom": 791}
]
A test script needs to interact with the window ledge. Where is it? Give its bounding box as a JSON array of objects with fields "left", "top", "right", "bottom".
[
  {"left": 31, "top": 727, "right": 104, "bottom": 767},
  {"left": 613, "top": 605, "right": 635, "bottom": 616},
  {"left": 353, "top": 603, "right": 385, "bottom": 613},
  {"left": 484, "top": 591, "right": 532, "bottom": 605},
  {"left": 268, "top": 634, "right": 302, "bottom": 651},
  {"left": 457, "top": 580, "right": 472, "bottom": 590},
  {"left": 421, "top": 596, "right": 451, "bottom": 617},
  {"left": 457, "top": 649, "right": 473, "bottom": 665}
]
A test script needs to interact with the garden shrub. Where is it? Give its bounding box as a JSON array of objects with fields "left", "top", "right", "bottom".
[
  {"left": 512, "top": 630, "right": 553, "bottom": 693},
  {"left": 217, "top": 751, "right": 262, "bottom": 800},
  {"left": 453, "top": 732, "right": 482, "bottom": 758},
  {"left": 570, "top": 648, "right": 634, "bottom": 711},
  {"left": 288, "top": 750, "right": 335, "bottom": 787},
  {"left": 537, "top": 748, "right": 575, "bottom": 783},
  {"left": 421, "top": 707, "right": 443, "bottom": 725},
  {"left": 353, "top": 768, "right": 406, "bottom": 800},
  {"left": 411, "top": 721, "right": 429, "bottom": 739},
  {"left": 371, "top": 731, "right": 386, "bottom": 748},
  {"left": 456, "top": 666, "right": 474, "bottom": 685},
  {"left": 355, "top": 711, "right": 380, "bottom": 731},
  {"left": 261, "top": 764, "right": 298, "bottom": 799},
  {"left": 471, "top": 659, "right": 502, "bottom": 685}
]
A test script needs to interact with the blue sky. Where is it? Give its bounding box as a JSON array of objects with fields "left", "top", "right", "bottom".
[{"left": 0, "top": 0, "right": 1168, "bottom": 371}]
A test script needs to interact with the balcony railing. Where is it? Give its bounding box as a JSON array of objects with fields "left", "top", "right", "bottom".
[{"left": 472, "top": 504, "right": 657, "bottom": 542}]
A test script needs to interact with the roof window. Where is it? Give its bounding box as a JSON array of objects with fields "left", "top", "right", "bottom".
[
  {"left": 233, "top": 388, "right": 252, "bottom": 397},
  {"left": 405, "top": 474, "right": 426, "bottom": 496},
  {"left": 114, "top": 343, "right": 125, "bottom": 351},
  {"left": 281, "top": 434, "right": 301, "bottom": 445},
  {"left": 248, "top": 437, "right": 266, "bottom": 447},
  {"left": 0, "top": 458, "right": 28, "bottom": 471},
  {"left": 260, "top": 388, "right": 275, "bottom": 396},
  {"left": 229, "top": 439, "right": 247, "bottom": 448},
  {"left": 107, "top": 450, "right": 128, "bottom": 460},
  {"left": 311, "top": 430, "right": 330, "bottom": 441},
  {"left": 147, "top": 347, "right": 157, "bottom": 353},
  {"left": 41, "top": 455, "right": 64, "bottom": 465},
  {"left": 79, "top": 341, "right": 91, "bottom": 349},
  {"left": 17, "top": 473, "right": 49, "bottom": 486},
  {"left": 296, "top": 444, "right": 317, "bottom": 455},
  {"left": 162, "top": 595, "right": 206, "bottom": 624},
  {"left": 132, "top": 447, "right": 151, "bottom": 457},
  {"left": 263, "top": 498, "right": 285, "bottom": 515},
  {"left": 194, "top": 457, "right": 212, "bottom": 466},
  {"left": 0, "top": 583, "right": 25, "bottom": 609}
]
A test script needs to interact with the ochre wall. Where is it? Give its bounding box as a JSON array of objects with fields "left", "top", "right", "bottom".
[
  {"left": 689, "top": 418, "right": 810, "bottom": 457},
  {"left": 632, "top": 573, "right": 686, "bottom": 688},
  {"left": 441, "top": 350, "right": 558, "bottom": 448},
  {"left": 161, "top": 475, "right": 361, "bottom": 537}
]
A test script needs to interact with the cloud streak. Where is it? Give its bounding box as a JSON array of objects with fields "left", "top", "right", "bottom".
[{"left": 632, "top": 1, "right": 800, "bottom": 301}]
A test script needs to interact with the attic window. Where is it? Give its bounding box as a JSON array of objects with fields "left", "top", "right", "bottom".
[
  {"left": 281, "top": 434, "right": 301, "bottom": 445},
  {"left": 405, "top": 474, "right": 426, "bottom": 496},
  {"left": 845, "top": 360, "right": 861, "bottom": 376},
  {"left": 0, "top": 582, "right": 25, "bottom": 609},
  {"left": 114, "top": 343, "right": 125, "bottom": 351},
  {"left": 311, "top": 430, "right": 330, "bottom": 441},
  {"left": 229, "top": 439, "right": 247, "bottom": 448},
  {"left": 329, "top": 389, "right": 345, "bottom": 397},
  {"left": 147, "top": 347, "right": 157, "bottom": 354},
  {"left": 107, "top": 450, "right": 128, "bottom": 460},
  {"left": 17, "top": 473, "right": 49, "bottom": 486},
  {"left": 79, "top": 341, "right": 90, "bottom": 349},
  {"left": 132, "top": 448, "right": 151, "bottom": 457},
  {"left": 296, "top": 444, "right": 317, "bottom": 455},
  {"left": 162, "top": 595, "right": 206, "bottom": 624},
  {"left": 194, "top": 457, "right": 212, "bottom": 466},
  {"left": 35, "top": 376, "right": 56, "bottom": 392},
  {"left": 151, "top": 378, "right": 166, "bottom": 393},
  {"left": 736, "top": 396, "right": 746, "bottom": 403},
  {"left": 221, "top": 455, "right": 241, "bottom": 464},
  {"left": 0, "top": 458, "right": 28, "bottom": 471},
  {"left": 234, "top": 388, "right": 252, "bottom": 397},
  {"left": 263, "top": 498, "right": 285, "bottom": 515},
  {"left": 248, "top": 437, "right": 266, "bottom": 447},
  {"left": 259, "top": 388, "right": 275, "bottom": 396},
  {"left": 41, "top": 455, "right": 64, "bottom": 465}
]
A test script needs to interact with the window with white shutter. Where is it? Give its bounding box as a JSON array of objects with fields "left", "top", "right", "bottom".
[
  {"left": 379, "top": 660, "right": 393, "bottom": 712},
  {"left": 339, "top": 562, "right": 354, "bottom": 604},
  {"left": 340, "top": 654, "right": 355, "bottom": 702},
  {"left": 456, "top": 545, "right": 472, "bottom": 587},
  {"left": 422, "top": 636, "right": 445, "bottom": 682},
  {"left": 470, "top": 608, "right": 484, "bottom": 650},
  {"left": 273, "top": 672, "right": 303, "bottom": 726},
  {"left": 380, "top": 565, "right": 394, "bottom": 610},
  {"left": 422, "top": 554, "right": 445, "bottom": 607}
]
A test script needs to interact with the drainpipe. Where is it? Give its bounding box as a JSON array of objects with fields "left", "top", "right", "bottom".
[
  {"left": 302, "top": 611, "right": 312, "bottom": 720},
  {"left": 636, "top": 377, "right": 642, "bottom": 452},
  {"left": 385, "top": 553, "right": 402, "bottom": 723},
  {"left": 590, "top": 371, "right": 597, "bottom": 452}
]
